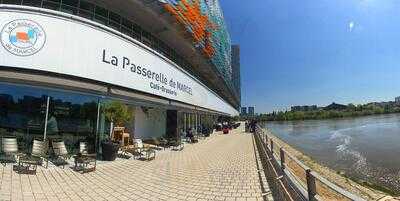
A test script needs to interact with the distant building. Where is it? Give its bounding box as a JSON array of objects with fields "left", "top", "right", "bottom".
[
  {"left": 241, "top": 107, "right": 247, "bottom": 116},
  {"left": 248, "top": 107, "right": 255, "bottom": 116},
  {"left": 324, "top": 102, "right": 347, "bottom": 111},
  {"left": 291, "top": 105, "right": 317, "bottom": 112},
  {"left": 395, "top": 97, "right": 400, "bottom": 103},
  {"left": 370, "top": 101, "right": 393, "bottom": 108},
  {"left": 231, "top": 45, "right": 241, "bottom": 105}
]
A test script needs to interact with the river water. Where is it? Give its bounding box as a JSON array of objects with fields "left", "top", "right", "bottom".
[{"left": 263, "top": 113, "right": 400, "bottom": 193}]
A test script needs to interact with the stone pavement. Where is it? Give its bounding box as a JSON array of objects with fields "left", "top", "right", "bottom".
[{"left": 0, "top": 127, "right": 272, "bottom": 201}]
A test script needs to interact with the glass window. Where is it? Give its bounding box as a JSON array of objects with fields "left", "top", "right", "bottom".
[
  {"left": 159, "top": 41, "right": 169, "bottom": 57},
  {"left": 177, "top": 112, "right": 184, "bottom": 136},
  {"left": 78, "top": 0, "right": 94, "bottom": 20},
  {"left": 186, "top": 113, "right": 192, "bottom": 131},
  {"left": 191, "top": 114, "right": 195, "bottom": 130},
  {"left": 21, "top": 0, "right": 42, "bottom": 7},
  {"left": 2, "top": 0, "right": 22, "bottom": 5},
  {"left": 46, "top": 90, "right": 99, "bottom": 154},
  {"left": 94, "top": 5, "right": 108, "bottom": 25},
  {"left": 0, "top": 82, "right": 106, "bottom": 155},
  {"left": 121, "top": 18, "right": 132, "bottom": 36},
  {"left": 42, "top": 0, "right": 61, "bottom": 11},
  {"left": 61, "top": 0, "right": 77, "bottom": 7},
  {"left": 132, "top": 24, "right": 142, "bottom": 40},
  {"left": 0, "top": 83, "right": 47, "bottom": 153},
  {"left": 60, "top": 0, "right": 78, "bottom": 14},
  {"left": 141, "top": 31, "right": 152, "bottom": 47},
  {"left": 183, "top": 113, "right": 187, "bottom": 132},
  {"left": 151, "top": 36, "right": 159, "bottom": 50},
  {"left": 108, "top": 11, "right": 121, "bottom": 31},
  {"left": 196, "top": 114, "right": 201, "bottom": 132},
  {"left": 97, "top": 100, "right": 136, "bottom": 154}
]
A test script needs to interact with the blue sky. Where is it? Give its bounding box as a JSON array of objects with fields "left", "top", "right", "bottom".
[{"left": 220, "top": 0, "right": 400, "bottom": 113}]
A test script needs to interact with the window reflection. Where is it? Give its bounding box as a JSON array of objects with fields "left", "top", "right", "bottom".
[
  {"left": 0, "top": 82, "right": 102, "bottom": 154},
  {"left": 47, "top": 91, "right": 99, "bottom": 154},
  {"left": 0, "top": 83, "right": 46, "bottom": 152}
]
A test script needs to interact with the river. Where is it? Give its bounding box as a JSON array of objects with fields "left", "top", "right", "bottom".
[{"left": 263, "top": 113, "right": 400, "bottom": 193}]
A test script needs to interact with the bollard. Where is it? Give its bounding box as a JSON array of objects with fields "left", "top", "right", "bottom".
[{"left": 306, "top": 169, "right": 317, "bottom": 201}]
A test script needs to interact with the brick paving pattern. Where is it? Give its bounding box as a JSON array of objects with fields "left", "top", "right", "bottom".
[{"left": 0, "top": 127, "right": 270, "bottom": 201}]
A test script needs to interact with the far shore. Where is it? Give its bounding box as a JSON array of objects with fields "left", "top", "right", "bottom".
[{"left": 260, "top": 112, "right": 400, "bottom": 123}]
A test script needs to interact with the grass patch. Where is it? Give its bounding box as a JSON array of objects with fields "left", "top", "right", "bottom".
[{"left": 343, "top": 174, "right": 400, "bottom": 196}]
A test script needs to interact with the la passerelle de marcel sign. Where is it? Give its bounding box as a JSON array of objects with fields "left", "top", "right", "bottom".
[{"left": 102, "top": 49, "right": 193, "bottom": 97}]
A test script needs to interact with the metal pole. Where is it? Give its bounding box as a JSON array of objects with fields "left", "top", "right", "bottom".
[
  {"left": 95, "top": 99, "right": 101, "bottom": 153},
  {"left": 43, "top": 96, "right": 50, "bottom": 140},
  {"left": 96, "top": 100, "right": 101, "bottom": 136},
  {"left": 183, "top": 113, "right": 186, "bottom": 132},
  {"left": 195, "top": 112, "right": 198, "bottom": 133},
  {"left": 270, "top": 139, "right": 274, "bottom": 154},
  {"left": 306, "top": 169, "right": 317, "bottom": 201},
  {"left": 280, "top": 148, "right": 285, "bottom": 169}
]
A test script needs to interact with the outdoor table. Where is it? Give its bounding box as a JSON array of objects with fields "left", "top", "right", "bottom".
[
  {"left": 74, "top": 153, "right": 96, "bottom": 173},
  {"left": 159, "top": 139, "right": 168, "bottom": 150},
  {"left": 143, "top": 147, "right": 156, "bottom": 160},
  {"left": 18, "top": 154, "right": 45, "bottom": 174},
  {"left": 169, "top": 140, "right": 184, "bottom": 151}
]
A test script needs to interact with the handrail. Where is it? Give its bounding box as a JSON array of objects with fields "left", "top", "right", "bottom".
[
  {"left": 253, "top": 130, "right": 297, "bottom": 201},
  {"left": 254, "top": 124, "right": 366, "bottom": 201}
]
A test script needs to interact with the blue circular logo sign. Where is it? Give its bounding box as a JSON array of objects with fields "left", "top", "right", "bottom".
[{"left": 1, "top": 19, "right": 46, "bottom": 56}]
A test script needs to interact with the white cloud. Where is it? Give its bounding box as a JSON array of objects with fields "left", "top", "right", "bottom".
[{"left": 349, "top": 21, "right": 355, "bottom": 32}]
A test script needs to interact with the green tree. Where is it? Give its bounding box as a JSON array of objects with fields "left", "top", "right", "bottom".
[{"left": 103, "top": 101, "right": 133, "bottom": 139}]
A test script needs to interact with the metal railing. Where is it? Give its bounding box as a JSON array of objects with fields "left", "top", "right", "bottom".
[{"left": 254, "top": 124, "right": 366, "bottom": 201}]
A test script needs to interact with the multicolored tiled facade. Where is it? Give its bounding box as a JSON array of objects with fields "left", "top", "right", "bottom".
[{"left": 161, "top": 0, "right": 233, "bottom": 86}]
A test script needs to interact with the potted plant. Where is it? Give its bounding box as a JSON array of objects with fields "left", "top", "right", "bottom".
[
  {"left": 100, "top": 138, "right": 119, "bottom": 161},
  {"left": 101, "top": 101, "right": 133, "bottom": 161}
]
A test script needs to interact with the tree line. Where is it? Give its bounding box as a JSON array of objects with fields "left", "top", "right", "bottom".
[{"left": 255, "top": 103, "right": 400, "bottom": 121}]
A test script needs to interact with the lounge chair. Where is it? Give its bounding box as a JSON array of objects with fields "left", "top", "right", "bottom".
[
  {"left": 52, "top": 141, "right": 71, "bottom": 168},
  {"left": 18, "top": 139, "right": 49, "bottom": 174},
  {"left": 192, "top": 135, "right": 199, "bottom": 143},
  {"left": 143, "top": 137, "right": 167, "bottom": 150},
  {"left": 0, "top": 137, "right": 20, "bottom": 166},
  {"left": 159, "top": 137, "right": 168, "bottom": 149},
  {"left": 126, "top": 139, "right": 155, "bottom": 161},
  {"left": 112, "top": 127, "right": 130, "bottom": 146},
  {"left": 169, "top": 138, "right": 184, "bottom": 151},
  {"left": 74, "top": 142, "right": 96, "bottom": 173}
]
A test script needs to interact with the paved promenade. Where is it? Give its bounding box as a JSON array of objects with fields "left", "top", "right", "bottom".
[{"left": 0, "top": 127, "right": 270, "bottom": 201}]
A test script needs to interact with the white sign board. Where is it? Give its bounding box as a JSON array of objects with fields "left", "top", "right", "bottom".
[{"left": 0, "top": 10, "right": 238, "bottom": 116}]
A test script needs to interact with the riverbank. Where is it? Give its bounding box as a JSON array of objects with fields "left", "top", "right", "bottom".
[
  {"left": 263, "top": 128, "right": 399, "bottom": 201},
  {"left": 257, "top": 107, "right": 400, "bottom": 122}
]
